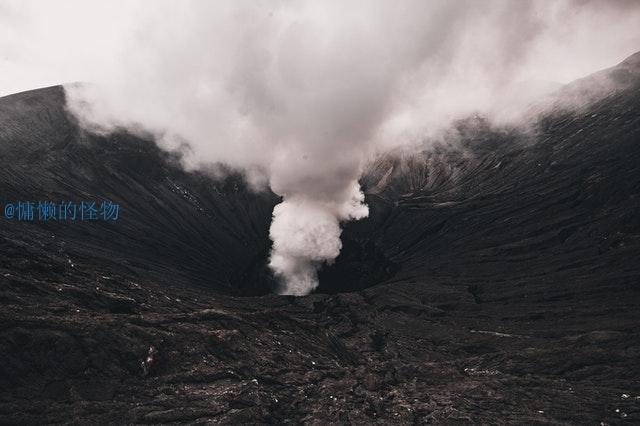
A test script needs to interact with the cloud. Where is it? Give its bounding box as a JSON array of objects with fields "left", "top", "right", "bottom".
[{"left": 2, "top": 0, "right": 639, "bottom": 294}]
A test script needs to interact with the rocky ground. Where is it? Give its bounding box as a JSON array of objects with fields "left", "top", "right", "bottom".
[{"left": 0, "top": 54, "right": 639, "bottom": 424}]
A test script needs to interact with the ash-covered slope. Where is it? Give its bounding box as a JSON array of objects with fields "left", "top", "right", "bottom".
[
  {"left": 0, "top": 86, "right": 279, "bottom": 297},
  {"left": 320, "top": 52, "right": 640, "bottom": 298},
  {"left": 0, "top": 53, "right": 639, "bottom": 424}
]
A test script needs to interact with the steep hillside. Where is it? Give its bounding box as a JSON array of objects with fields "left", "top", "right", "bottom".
[{"left": 0, "top": 86, "right": 279, "bottom": 297}]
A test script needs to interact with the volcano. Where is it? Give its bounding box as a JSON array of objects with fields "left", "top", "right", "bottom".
[{"left": 0, "top": 53, "right": 639, "bottom": 424}]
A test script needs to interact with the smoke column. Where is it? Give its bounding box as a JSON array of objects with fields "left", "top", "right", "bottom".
[{"left": 32, "top": 0, "right": 638, "bottom": 295}]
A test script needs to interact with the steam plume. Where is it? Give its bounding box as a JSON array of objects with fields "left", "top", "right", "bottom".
[{"left": 3, "top": 0, "right": 636, "bottom": 294}]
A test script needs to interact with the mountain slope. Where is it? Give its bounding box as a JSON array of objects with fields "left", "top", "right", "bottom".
[{"left": 0, "top": 86, "right": 279, "bottom": 297}]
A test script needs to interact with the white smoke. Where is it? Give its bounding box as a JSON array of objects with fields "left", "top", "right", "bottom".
[
  {"left": 269, "top": 186, "right": 368, "bottom": 295},
  {"left": 2, "top": 0, "right": 639, "bottom": 294}
]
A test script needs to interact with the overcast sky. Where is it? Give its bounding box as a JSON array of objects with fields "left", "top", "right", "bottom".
[{"left": 1, "top": 0, "right": 640, "bottom": 97}]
